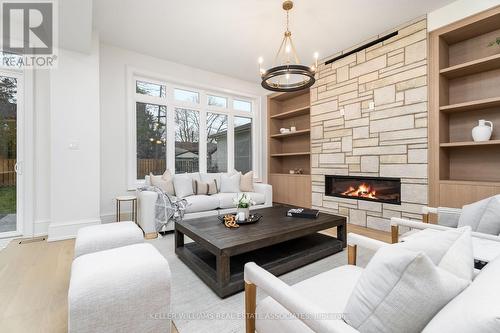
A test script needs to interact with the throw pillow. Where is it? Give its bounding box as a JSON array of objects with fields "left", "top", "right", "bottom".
[
  {"left": 173, "top": 173, "right": 194, "bottom": 198},
  {"left": 344, "top": 247, "right": 470, "bottom": 333},
  {"left": 240, "top": 171, "right": 254, "bottom": 192},
  {"left": 476, "top": 196, "right": 500, "bottom": 235},
  {"left": 149, "top": 170, "right": 175, "bottom": 195},
  {"left": 396, "top": 227, "right": 474, "bottom": 281},
  {"left": 457, "top": 196, "right": 490, "bottom": 231},
  {"left": 219, "top": 172, "right": 241, "bottom": 193},
  {"left": 194, "top": 180, "right": 217, "bottom": 195},
  {"left": 200, "top": 173, "right": 221, "bottom": 192}
]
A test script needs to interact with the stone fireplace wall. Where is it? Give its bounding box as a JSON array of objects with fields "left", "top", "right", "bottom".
[{"left": 310, "top": 18, "right": 428, "bottom": 232}]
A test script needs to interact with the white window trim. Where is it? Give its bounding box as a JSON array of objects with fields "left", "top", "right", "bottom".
[{"left": 126, "top": 66, "right": 263, "bottom": 190}]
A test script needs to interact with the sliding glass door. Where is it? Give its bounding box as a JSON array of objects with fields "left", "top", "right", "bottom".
[{"left": 0, "top": 71, "right": 21, "bottom": 236}]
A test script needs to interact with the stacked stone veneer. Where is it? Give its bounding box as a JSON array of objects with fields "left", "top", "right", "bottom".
[{"left": 310, "top": 18, "right": 428, "bottom": 232}]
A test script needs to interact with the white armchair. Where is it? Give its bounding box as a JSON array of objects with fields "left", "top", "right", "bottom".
[
  {"left": 390, "top": 206, "right": 500, "bottom": 266},
  {"left": 243, "top": 233, "right": 387, "bottom": 333}
]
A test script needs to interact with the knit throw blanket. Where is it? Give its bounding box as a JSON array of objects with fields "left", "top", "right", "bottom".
[{"left": 137, "top": 186, "right": 188, "bottom": 232}]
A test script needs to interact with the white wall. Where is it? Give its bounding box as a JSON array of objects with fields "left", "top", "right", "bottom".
[
  {"left": 428, "top": 0, "right": 500, "bottom": 31},
  {"left": 99, "top": 43, "right": 268, "bottom": 220},
  {"left": 47, "top": 34, "right": 101, "bottom": 240}
]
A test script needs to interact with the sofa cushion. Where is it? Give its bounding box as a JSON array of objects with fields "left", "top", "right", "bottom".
[
  {"left": 173, "top": 173, "right": 194, "bottom": 198},
  {"left": 256, "top": 265, "right": 363, "bottom": 333},
  {"left": 200, "top": 173, "right": 222, "bottom": 191},
  {"left": 458, "top": 196, "right": 490, "bottom": 230},
  {"left": 240, "top": 171, "right": 254, "bottom": 192},
  {"left": 344, "top": 247, "right": 469, "bottom": 333},
  {"left": 477, "top": 196, "right": 500, "bottom": 235},
  {"left": 423, "top": 255, "right": 500, "bottom": 333},
  {"left": 212, "top": 193, "right": 237, "bottom": 209},
  {"left": 244, "top": 192, "right": 266, "bottom": 205},
  {"left": 194, "top": 180, "right": 217, "bottom": 195},
  {"left": 396, "top": 227, "right": 474, "bottom": 281},
  {"left": 220, "top": 172, "right": 240, "bottom": 193},
  {"left": 149, "top": 170, "right": 175, "bottom": 195},
  {"left": 184, "top": 195, "right": 220, "bottom": 213}
]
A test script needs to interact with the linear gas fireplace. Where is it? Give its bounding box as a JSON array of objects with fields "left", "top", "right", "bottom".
[{"left": 325, "top": 175, "right": 401, "bottom": 205}]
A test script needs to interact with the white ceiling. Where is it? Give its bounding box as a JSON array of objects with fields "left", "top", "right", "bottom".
[{"left": 93, "top": 0, "right": 454, "bottom": 83}]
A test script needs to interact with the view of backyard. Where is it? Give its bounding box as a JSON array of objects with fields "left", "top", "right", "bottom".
[{"left": 0, "top": 75, "right": 17, "bottom": 232}]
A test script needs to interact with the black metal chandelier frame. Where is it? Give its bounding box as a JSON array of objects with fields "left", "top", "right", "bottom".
[{"left": 261, "top": 64, "right": 315, "bottom": 92}]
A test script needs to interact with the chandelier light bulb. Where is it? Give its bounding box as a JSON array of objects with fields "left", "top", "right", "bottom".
[
  {"left": 285, "top": 45, "right": 291, "bottom": 53},
  {"left": 258, "top": 57, "right": 263, "bottom": 64}
]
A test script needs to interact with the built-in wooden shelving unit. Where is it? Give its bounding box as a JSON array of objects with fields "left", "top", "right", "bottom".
[
  {"left": 267, "top": 90, "right": 312, "bottom": 208},
  {"left": 429, "top": 5, "right": 500, "bottom": 208},
  {"left": 270, "top": 129, "right": 311, "bottom": 138},
  {"left": 440, "top": 53, "right": 500, "bottom": 78},
  {"left": 440, "top": 139, "right": 500, "bottom": 147},
  {"left": 440, "top": 96, "right": 500, "bottom": 113}
]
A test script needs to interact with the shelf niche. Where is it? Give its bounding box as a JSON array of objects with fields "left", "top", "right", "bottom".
[
  {"left": 268, "top": 90, "right": 312, "bottom": 207},
  {"left": 429, "top": 5, "right": 500, "bottom": 208}
]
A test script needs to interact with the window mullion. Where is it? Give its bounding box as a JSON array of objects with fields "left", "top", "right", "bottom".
[
  {"left": 227, "top": 114, "right": 235, "bottom": 172},
  {"left": 199, "top": 94, "right": 208, "bottom": 174}
]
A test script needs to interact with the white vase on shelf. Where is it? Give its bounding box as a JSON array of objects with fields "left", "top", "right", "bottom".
[{"left": 472, "top": 119, "right": 493, "bottom": 142}]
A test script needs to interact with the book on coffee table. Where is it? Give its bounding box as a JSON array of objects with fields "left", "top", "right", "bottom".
[{"left": 286, "top": 208, "right": 320, "bottom": 219}]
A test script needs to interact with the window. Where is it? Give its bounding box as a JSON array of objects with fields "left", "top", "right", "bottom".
[
  {"left": 233, "top": 99, "right": 252, "bottom": 112},
  {"left": 136, "top": 103, "right": 166, "bottom": 179},
  {"left": 207, "top": 113, "right": 228, "bottom": 173},
  {"left": 208, "top": 95, "right": 227, "bottom": 108},
  {"left": 175, "top": 108, "right": 199, "bottom": 173},
  {"left": 129, "top": 73, "right": 260, "bottom": 188},
  {"left": 234, "top": 116, "right": 252, "bottom": 173},
  {"left": 174, "top": 88, "right": 199, "bottom": 103},
  {"left": 136, "top": 80, "right": 166, "bottom": 98}
]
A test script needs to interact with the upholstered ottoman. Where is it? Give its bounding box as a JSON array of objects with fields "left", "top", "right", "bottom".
[
  {"left": 74, "top": 221, "right": 144, "bottom": 258},
  {"left": 68, "top": 243, "right": 171, "bottom": 333}
]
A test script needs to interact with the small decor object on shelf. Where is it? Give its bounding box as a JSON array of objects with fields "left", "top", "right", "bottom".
[
  {"left": 234, "top": 194, "right": 255, "bottom": 220},
  {"left": 289, "top": 169, "right": 295, "bottom": 174},
  {"left": 472, "top": 119, "right": 493, "bottom": 142},
  {"left": 290, "top": 126, "right": 297, "bottom": 132},
  {"left": 280, "top": 127, "right": 287, "bottom": 133},
  {"left": 286, "top": 208, "right": 320, "bottom": 219}
]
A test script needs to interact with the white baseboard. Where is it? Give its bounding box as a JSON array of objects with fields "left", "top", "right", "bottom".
[
  {"left": 47, "top": 218, "right": 101, "bottom": 242},
  {"left": 34, "top": 219, "right": 50, "bottom": 237}
]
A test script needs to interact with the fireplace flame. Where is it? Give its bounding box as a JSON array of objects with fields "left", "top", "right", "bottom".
[{"left": 341, "top": 183, "right": 377, "bottom": 199}]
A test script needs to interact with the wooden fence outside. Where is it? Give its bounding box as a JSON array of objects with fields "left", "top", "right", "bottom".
[
  {"left": 137, "top": 159, "right": 166, "bottom": 179},
  {"left": 137, "top": 158, "right": 199, "bottom": 178},
  {"left": 0, "top": 159, "right": 16, "bottom": 186}
]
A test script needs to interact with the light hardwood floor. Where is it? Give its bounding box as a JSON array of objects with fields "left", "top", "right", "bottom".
[{"left": 0, "top": 224, "right": 389, "bottom": 332}]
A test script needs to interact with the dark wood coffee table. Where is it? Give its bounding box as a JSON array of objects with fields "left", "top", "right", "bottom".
[{"left": 175, "top": 206, "right": 346, "bottom": 298}]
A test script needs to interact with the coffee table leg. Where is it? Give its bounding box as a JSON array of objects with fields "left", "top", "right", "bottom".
[
  {"left": 175, "top": 229, "right": 184, "bottom": 249},
  {"left": 337, "top": 223, "right": 347, "bottom": 248},
  {"left": 216, "top": 253, "right": 230, "bottom": 289}
]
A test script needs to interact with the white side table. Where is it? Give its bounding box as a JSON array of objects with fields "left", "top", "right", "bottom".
[{"left": 116, "top": 195, "right": 137, "bottom": 223}]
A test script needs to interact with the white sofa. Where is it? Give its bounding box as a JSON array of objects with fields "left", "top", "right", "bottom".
[
  {"left": 244, "top": 232, "right": 500, "bottom": 333},
  {"left": 138, "top": 173, "right": 273, "bottom": 237}
]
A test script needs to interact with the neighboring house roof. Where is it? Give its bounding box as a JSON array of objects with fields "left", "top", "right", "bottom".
[
  {"left": 175, "top": 141, "right": 217, "bottom": 156},
  {"left": 209, "top": 123, "right": 250, "bottom": 139}
]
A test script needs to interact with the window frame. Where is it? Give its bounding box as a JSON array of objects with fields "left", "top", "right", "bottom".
[{"left": 126, "top": 67, "right": 262, "bottom": 190}]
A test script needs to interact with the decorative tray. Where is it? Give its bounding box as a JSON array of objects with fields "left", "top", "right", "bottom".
[{"left": 218, "top": 213, "right": 263, "bottom": 225}]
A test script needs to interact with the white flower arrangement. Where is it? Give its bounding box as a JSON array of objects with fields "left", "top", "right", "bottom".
[{"left": 233, "top": 193, "right": 256, "bottom": 208}]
